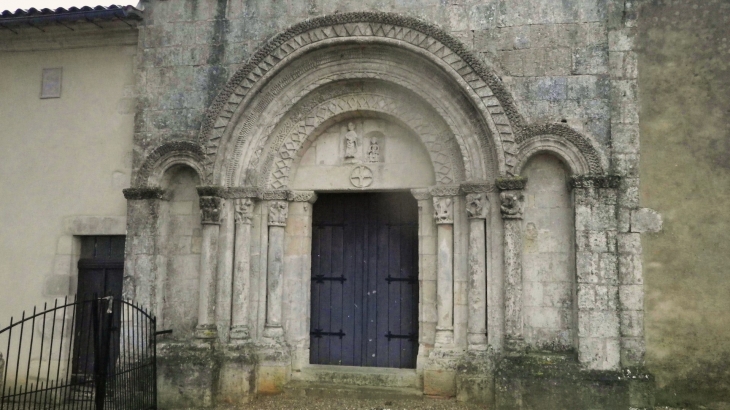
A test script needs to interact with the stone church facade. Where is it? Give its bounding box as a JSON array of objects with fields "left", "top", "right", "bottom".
[{"left": 2, "top": 0, "right": 729, "bottom": 408}]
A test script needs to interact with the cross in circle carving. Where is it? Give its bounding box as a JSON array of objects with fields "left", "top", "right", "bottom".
[{"left": 350, "top": 165, "right": 373, "bottom": 188}]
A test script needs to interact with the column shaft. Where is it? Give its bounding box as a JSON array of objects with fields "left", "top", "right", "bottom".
[
  {"left": 467, "top": 217, "right": 487, "bottom": 348},
  {"left": 263, "top": 199, "right": 288, "bottom": 340},
  {"left": 196, "top": 194, "right": 224, "bottom": 339},
  {"left": 231, "top": 198, "right": 254, "bottom": 340}
]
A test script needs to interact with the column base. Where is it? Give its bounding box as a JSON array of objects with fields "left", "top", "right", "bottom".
[
  {"left": 194, "top": 323, "right": 218, "bottom": 339},
  {"left": 505, "top": 336, "right": 525, "bottom": 352},
  {"left": 230, "top": 325, "right": 250, "bottom": 340},
  {"left": 434, "top": 328, "right": 454, "bottom": 348},
  {"left": 262, "top": 325, "right": 284, "bottom": 342},
  {"left": 423, "top": 347, "right": 462, "bottom": 398},
  {"left": 467, "top": 332, "right": 488, "bottom": 350}
]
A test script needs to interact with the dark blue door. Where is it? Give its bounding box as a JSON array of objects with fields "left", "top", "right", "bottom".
[{"left": 310, "top": 192, "right": 419, "bottom": 369}]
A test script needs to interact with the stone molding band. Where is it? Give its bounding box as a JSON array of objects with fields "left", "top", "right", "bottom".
[
  {"left": 570, "top": 175, "right": 621, "bottom": 189},
  {"left": 123, "top": 187, "right": 166, "bottom": 200}
]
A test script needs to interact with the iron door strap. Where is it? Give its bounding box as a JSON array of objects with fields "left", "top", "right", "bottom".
[
  {"left": 310, "top": 328, "right": 346, "bottom": 339},
  {"left": 311, "top": 274, "right": 346, "bottom": 284},
  {"left": 385, "top": 275, "right": 417, "bottom": 284},
  {"left": 385, "top": 331, "right": 416, "bottom": 342}
]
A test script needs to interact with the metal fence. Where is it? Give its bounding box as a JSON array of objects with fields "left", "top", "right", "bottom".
[{"left": 0, "top": 297, "right": 157, "bottom": 410}]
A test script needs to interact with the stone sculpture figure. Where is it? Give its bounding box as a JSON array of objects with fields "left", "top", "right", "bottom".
[
  {"left": 433, "top": 197, "right": 453, "bottom": 224},
  {"left": 500, "top": 192, "right": 524, "bottom": 219},
  {"left": 268, "top": 201, "right": 288, "bottom": 226},
  {"left": 235, "top": 198, "right": 254, "bottom": 224},
  {"left": 367, "top": 138, "right": 380, "bottom": 162},
  {"left": 199, "top": 197, "right": 223, "bottom": 224},
  {"left": 466, "top": 193, "right": 486, "bottom": 219},
  {"left": 344, "top": 122, "right": 358, "bottom": 159}
]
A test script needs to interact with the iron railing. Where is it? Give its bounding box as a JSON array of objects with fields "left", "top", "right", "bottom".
[{"left": 0, "top": 296, "right": 157, "bottom": 409}]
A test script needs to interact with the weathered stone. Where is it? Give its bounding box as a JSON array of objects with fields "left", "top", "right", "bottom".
[{"left": 630, "top": 208, "right": 663, "bottom": 233}]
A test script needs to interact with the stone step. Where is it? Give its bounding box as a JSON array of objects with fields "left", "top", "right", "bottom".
[
  {"left": 291, "top": 365, "right": 420, "bottom": 388},
  {"left": 284, "top": 380, "right": 423, "bottom": 401}
]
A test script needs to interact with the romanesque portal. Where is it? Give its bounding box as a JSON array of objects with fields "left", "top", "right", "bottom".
[{"left": 122, "top": 13, "right": 646, "bottom": 406}]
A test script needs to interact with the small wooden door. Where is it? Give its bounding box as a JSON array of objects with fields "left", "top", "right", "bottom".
[
  {"left": 74, "top": 236, "right": 125, "bottom": 376},
  {"left": 310, "top": 192, "right": 419, "bottom": 369}
]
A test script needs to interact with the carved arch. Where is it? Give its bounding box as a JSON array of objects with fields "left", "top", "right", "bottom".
[
  {"left": 200, "top": 12, "right": 528, "bottom": 185},
  {"left": 134, "top": 141, "right": 206, "bottom": 187},
  {"left": 513, "top": 124, "right": 608, "bottom": 176}
]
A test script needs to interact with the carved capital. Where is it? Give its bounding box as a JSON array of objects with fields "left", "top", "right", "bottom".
[
  {"left": 496, "top": 177, "right": 527, "bottom": 191},
  {"left": 268, "top": 201, "right": 289, "bottom": 226},
  {"left": 500, "top": 192, "right": 524, "bottom": 220},
  {"left": 460, "top": 181, "right": 493, "bottom": 194},
  {"left": 410, "top": 188, "right": 431, "bottom": 201},
  {"left": 287, "top": 190, "right": 318, "bottom": 203},
  {"left": 433, "top": 197, "right": 453, "bottom": 224},
  {"left": 200, "top": 196, "right": 224, "bottom": 225},
  {"left": 569, "top": 175, "right": 621, "bottom": 189},
  {"left": 262, "top": 190, "right": 289, "bottom": 201},
  {"left": 466, "top": 193, "right": 488, "bottom": 219},
  {"left": 234, "top": 198, "right": 254, "bottom": 225},
  {"left": 430, "top": 184, "right": 461, "bottom": 198},
  {"left": 123, "top": 187, "right": 166, "bottom": 200}
]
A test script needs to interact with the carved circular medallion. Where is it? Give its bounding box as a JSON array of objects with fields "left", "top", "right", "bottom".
[{"left": 349, "top": 166, "right": 374, "bottom": 188}]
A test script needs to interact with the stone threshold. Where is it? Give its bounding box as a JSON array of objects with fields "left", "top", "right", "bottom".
[{"left": 291, "top": 364, "right": 420, "bottom": 389}]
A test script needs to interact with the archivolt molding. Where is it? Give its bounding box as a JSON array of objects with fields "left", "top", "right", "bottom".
[
  {"left": 257, "top": 90, "right": 462, "bottom": 190},
  {"left": 201, "top": 12, "right": 525, "bottom": 183},
  {"left": 226, "top": 58, "right": 496, "bottom": 187},
  {"left": 514, "top": 124, "right": 607, "bottom": 176},
  {"left": 135, "top": 141, "right": 205, "bottom": 187}
]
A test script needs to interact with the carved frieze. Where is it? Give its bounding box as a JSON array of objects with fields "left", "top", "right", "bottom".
[
  {"left": 287, "top": 190, "right": 318, "bottom": 203},
  {"left": 500, "top": 192, "right": 524, "bottom": 220},
  {"left": 123, "top": 187, "right": 166, "bottom": 200},
  {"left": 234, "top": 198, "right": 254, "bottom": 225},
  {"left": 262, "top": 190, "right": 288, "bottom": 201},
  {"left": 433, "top": 197, "right": 454, "bottom": 224},
  {"left": 466, "top": 193, "right": 488, "bottom": 219},
  {"left": 199, "top": 196, "right": 224, "bottom": 225},
  {"left": 460, "top": 181, "right": 493, "bottom": 194},
  {"left": 430, "top": 185, "right": 461, "bottom": 198},
  {"left": 496, "top": 177, "right": 527, "bottom": 191},
  {"left": 570, "top": 175, "right": 621, "bottom": 189},
  {"left": 268, "top": 201, "right": 289, "bottom": 227}
]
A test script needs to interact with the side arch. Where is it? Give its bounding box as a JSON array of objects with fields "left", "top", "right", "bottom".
[
  {"left": 134, "top": 141, "right": 206, "bottom": 187},
  {"left": 513, "top": 124, "right": 608, "bottom": 176}
]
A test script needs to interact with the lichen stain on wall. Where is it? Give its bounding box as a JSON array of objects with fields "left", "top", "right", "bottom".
[{"left": 638, "top": 0, "right": 730, "bottom": 406}]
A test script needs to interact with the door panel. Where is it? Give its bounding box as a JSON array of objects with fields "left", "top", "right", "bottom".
[{"left": 310, "top": 193, "right": 418, "bottom": 369}]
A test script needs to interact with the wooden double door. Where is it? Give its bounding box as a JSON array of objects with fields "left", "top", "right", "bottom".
[{"left": 310, "top": 192, "right": 419, "bottom": 369}]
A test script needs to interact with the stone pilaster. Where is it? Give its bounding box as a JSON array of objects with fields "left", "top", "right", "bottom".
[
  {"left": 411, "top": 188, "right": 436, "bottom": 367},
  {"left": 430, "top": 185, "right": 460, "bottom": 349},
  {"left": 497, "top": 177, "right": 527, "bottom": 352},
  {"left": 231, "top": 196, "right": 255, "bottom": 340},
  {"left": 462, "top": 183, "right": 490, "bottom": 351},
  {"left": 571, "top": 176, "right": 621, "bottom": 371},
  {"left": 284, "top": 190, "right": 317, "bottom": 370},
  {"left": 195, "top": 189, "right": 224, "bottom": 340},
  {"left": 263, "top": 190, "right": 289, "bottom": 341},
  {"left": 122, "top": 187, "right": 167, "bottom": 319}
]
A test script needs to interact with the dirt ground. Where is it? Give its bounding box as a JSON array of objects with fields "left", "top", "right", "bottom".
[{"left": 236, "top": 396, "right": 488, "bottom": 410}]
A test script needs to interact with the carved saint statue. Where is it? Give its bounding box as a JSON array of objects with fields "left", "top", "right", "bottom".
[
  {"left": 344, "top": 122, "right": 358, "bottom": 159},
  {"left": 367, "top": 138, "right": 380, "bottom": 162}
]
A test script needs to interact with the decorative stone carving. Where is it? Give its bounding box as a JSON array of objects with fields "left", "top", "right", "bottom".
[
  {"left": 349, "top": 166, "right": 373, "bottom": 188},
  {"left": 496, "top": 177, "right": 528, "bottom": 191},
  {"left": 199, "top": 196, "right": 224, "bottom": 225},
  {"left": 268, "top": 201, "right": 288, "bottom": 226},
  {"left": 570, "top": 175, "right": 621, "bottom": 189},
  {"left": 262, "top": 190, "right": 288, "bottom": 200},
  {"left": 500, "top": 192, "right": 524, "bottom": 220},
  {"left": 460, "top": 182, "right": 493, "bottom": 194},
  {"left": 123, "top": 187, "right": 166, "bottom": 200},
  {"left": 264, "top": 90, "right": 460, "bottom": 189},
  {"left": 433, "top": 197, "right": 453, "bottom": 224},
  {"left": 410, "top": 188, "right": 431, "bottom": 201},
  {"left": 344, "top": 122, "right": 359, "bottom": 160},
  {"left": 367, "top": 137, "right": 380, "bottom": 162},
  {"left": 201, "top": 12, "right": 523, "bottom": 184},
  {"left": 287, "top": 190, "right": 318, "bottom": 203},
  {"left": 227, "top": 187, "right": 262, "bottom": 199},
  {"left": 234, "top": 198, "right": 254, "bottom": 225},
  {"left": 430, "top": 185, "right": 461, "bottom": 197},
  {"left": 466, "top": 193, "right": 488, "bottom": 219}
]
